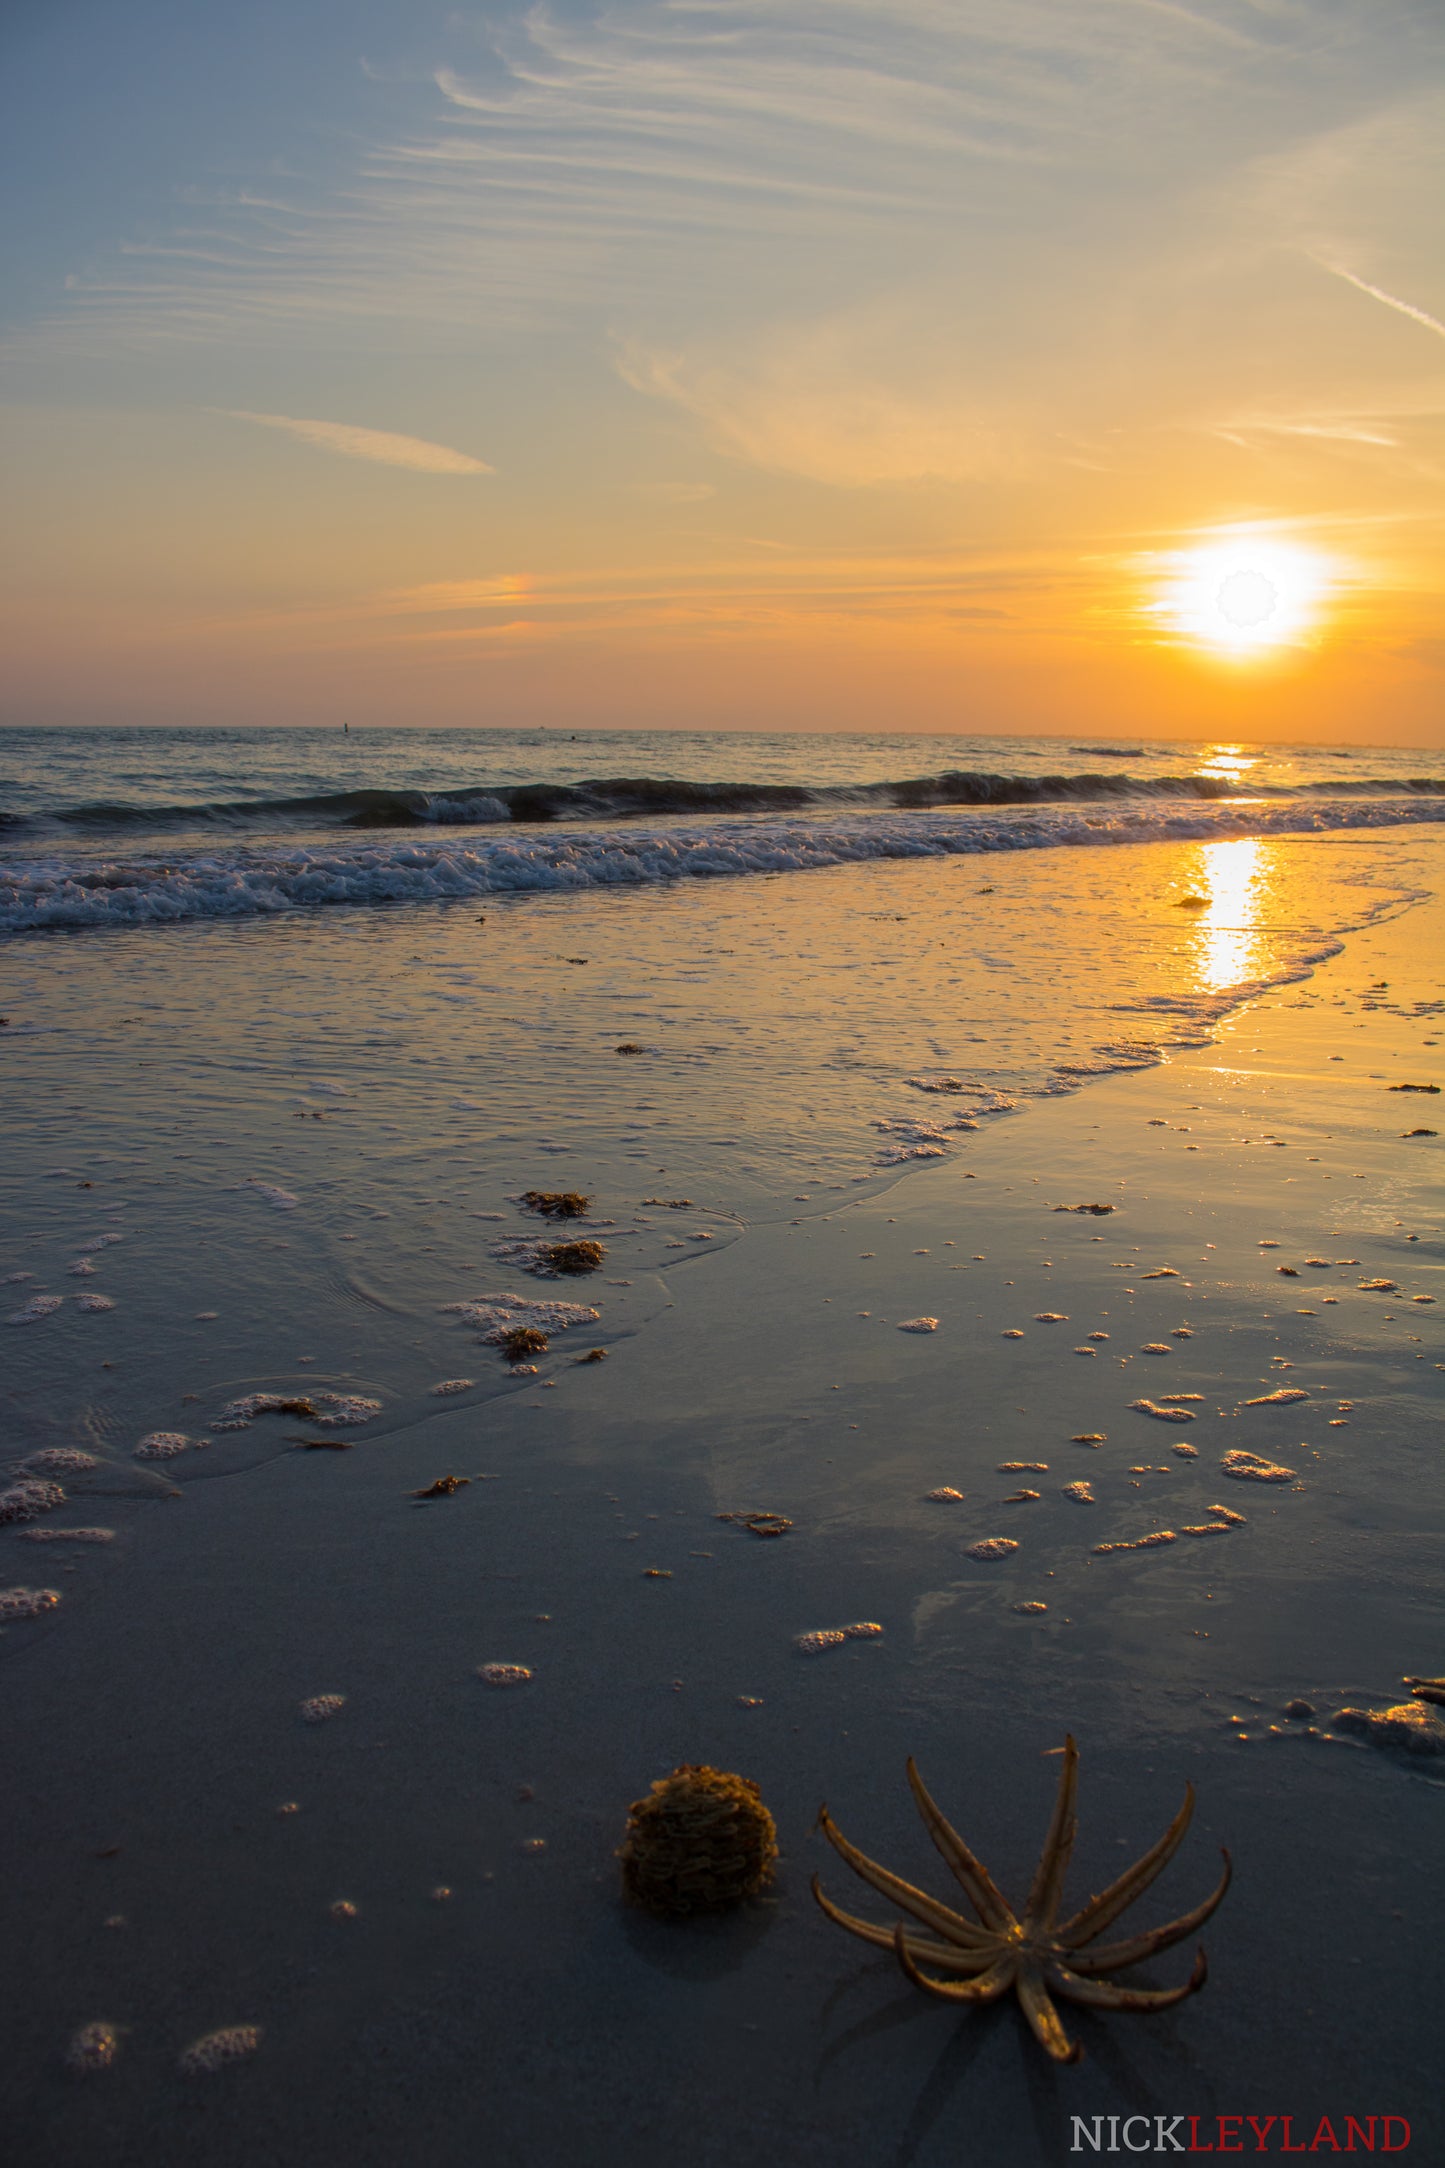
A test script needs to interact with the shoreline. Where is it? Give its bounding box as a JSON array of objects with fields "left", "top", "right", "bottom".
[{"left": 2, "top": 830, "right": 1441, "bottom": 2165}]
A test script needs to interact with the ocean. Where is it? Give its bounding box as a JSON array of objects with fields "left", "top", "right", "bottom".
[{"left": 1, "top": 724, "right": 1442, "bottom": 931}]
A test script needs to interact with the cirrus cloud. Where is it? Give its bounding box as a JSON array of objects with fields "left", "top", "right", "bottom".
[{"left": 218, "top": 410, "right": 493, "bottom": 473}]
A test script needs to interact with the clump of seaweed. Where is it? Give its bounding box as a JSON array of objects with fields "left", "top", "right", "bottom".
[
  {"left": 501, "top": 1325, "right": 549, "bottom": 1361},
  {"left": 543, "top": 1240, "right": 605, "bottom": 1276},
  {"left": 577, "top": 1347, "right": 608, "bottom": 1363},
  {"left": 521, "top": 1190, "right": 591, "bottom": 1219},
  {"left": 412, "top": 1476, "right": 469, "bottom": 1498},
  {"left": 614, "top": 1042, "right": 646, "bottom": 1055},
  {"left": 619, "top": 1764, "right": 778, "bottom": 1916}
]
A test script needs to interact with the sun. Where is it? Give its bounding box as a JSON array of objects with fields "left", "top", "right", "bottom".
[{"left": 1150, "top": 537, "right": 1328, "bottom": 656}]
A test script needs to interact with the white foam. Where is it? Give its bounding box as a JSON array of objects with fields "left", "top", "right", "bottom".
[
  {"left": 7, "top": 1294, "right": 63, "bottom": 1324},
  {"left": 442, "top": 1294, "right": 600, "bottom": 1340}
]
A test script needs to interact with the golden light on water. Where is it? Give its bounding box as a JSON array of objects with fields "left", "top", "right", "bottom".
[
  {"left": 1151, "top": 538, "right": 1331, "bottom": 656},
  {"left": 1184, "top": 836, "right": 1268, "bottom": 990}
]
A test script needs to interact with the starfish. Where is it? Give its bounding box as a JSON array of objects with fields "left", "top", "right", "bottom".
[{"left": 813, "top": 1736, "right": 1230, "bottom": 2063}]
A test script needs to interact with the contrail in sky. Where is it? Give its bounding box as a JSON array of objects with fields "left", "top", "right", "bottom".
[{"left": 1319, "top": 262, "right": 1445, "bottom": 343}]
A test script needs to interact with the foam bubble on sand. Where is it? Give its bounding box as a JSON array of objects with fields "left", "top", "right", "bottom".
[
  {"left": 897, "top": 1316, "right": 939, "bottom": 1333},
  {"left": 21, "top": 1449, "right": 98, "bottom": 1474},
  {"left": 66, "top": 2022, "right": 120, "bottom": 2072},
  {"left": 443, "top": 1294, "right": 600, "bottom": 1341},
  {"left": 1207, "top": 1503, "right": 1247, "bottom": 1525},
  {"left": 489, "top": 1235, "right": 607, "bottom": 1277},
  {"left": 7, "top": 1294, "right": 64, "bottom": 1325},
  {"left": 926, "top": 1486, "right": 965, "bottom": 1502},
  {"left": 237, "top": 1180, "right": 300, "bottom": 1210},
  {"left": 1173, "top": 1442, "right": 1199, "bottom": 1459},
  {"left": 67, "top": 1258, "right": 96, "bottom": 1276},
  {"left": 967, "top": 1538, "right": 1020, "bottom": 1560},
  {"left": 1221, "top": 1449, "right": 1297, "bottom": 1483},
  {"left": 1001, "top": 1328, "right": 1025, "bottom": 1339},
  {"left": 1073, "top": 1346, "right": 1097, "bottom": 1356},
  {"left": 795, "top": 1622, "right": 883, "bottom": 1653},
  {"left": 1180, "top": 1522, "right": 1230, "bottom": 1537},
  {"left": 77, "top": 1294, "right": 115, "bottom": 1312},
  {"left": 1130, "top": 1399, "right": 1196, "bottom": 1422},
  {"left": 1093, "top": 1531, "right": 1178, "bottom": 1554},
  {"left": 211, "top": 1392, "right": 380, "bottom": 1431},
  {"left": 0, "top": 1586, "right": 63, "bottom": 1619},
  {"left": 1243, "top": 1388, "right": 1309, "bottom": 1406},
  {"left": 134, "top": 1432, "right": 190, "bottom": 1460},
  {"left": 1139, "top": 1343, "right": 1173, "bottom": 1354},
  {"left": 1035, "top": 1312, "right": 1069, "bottom": 1323},
  {"left": 0, "top": 1479, "right": 67, "bottom": 1524},
  {"left": 299, "top": 1694, "right": 346, "bottom": 1723},
  {"left": 430, "top": 1377, "right": 476, "bottom": 1395},
  {"left": 21, "top": 1526, "right": 114, "bottom": 1543},
  {"left": 1061, "top": 1482, "right": 1096, "bottom": 1502},
  {"left": 477, "top": 1663, "right": 533, "bottom": 1686},
  {"left": 178, "top": 2026, "right": 263, "bottom": 2074}
]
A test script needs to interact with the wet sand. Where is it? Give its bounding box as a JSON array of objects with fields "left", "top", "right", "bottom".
[{"left": 2, "top": 838, "right": 1441, "bottom": 2166}]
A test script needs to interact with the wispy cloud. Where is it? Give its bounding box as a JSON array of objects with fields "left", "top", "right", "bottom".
[
  {"left": 217, "top": 411, "right": 493, "bottom": 473},
  {"left": 1317, "top": 264, "right": 1445, "bottom": 344}
]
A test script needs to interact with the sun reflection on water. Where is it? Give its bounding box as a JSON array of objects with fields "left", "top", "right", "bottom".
[{"left": 1183, "top": 836, "right": 1268, "bottom": 990}]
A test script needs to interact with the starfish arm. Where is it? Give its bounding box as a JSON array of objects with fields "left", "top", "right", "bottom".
[
  {"left": 1048, "top": 1946, "right": 1208, "bottom": 2012},
  {"left": 904, "top": 1759, "right": 1014, "bottom": 1931},
  {"left": 1062, "top": 1850, "right": 1231, "bottom": 1975},
  {"left": 1015, "top": 1965, "right": 1084, "bottom": 2063},
  {"left": 817, "top": 1807, "right": 997, "bottom": 1949},
  {"left": 811, "top": 1876, "right": 1002, "bottom": 1973},
  {"left": 1054, "top": 1782, "right": 1196, "bottom": 1948},
  {"left": 1024, "top": 1735, "right": 1079, "bottom": 1933},
  {"left": 891, "top": 1923, "right": 1018, "bottom": 2005}
]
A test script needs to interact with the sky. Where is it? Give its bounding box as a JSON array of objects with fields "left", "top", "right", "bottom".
[{"left": 2, "top": 0, "right": 1442, "bottom": 742}]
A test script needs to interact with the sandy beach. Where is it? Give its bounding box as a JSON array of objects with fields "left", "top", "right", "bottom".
[{"left": 2, "top": 806, "right": 1440, "bottom": 2166}]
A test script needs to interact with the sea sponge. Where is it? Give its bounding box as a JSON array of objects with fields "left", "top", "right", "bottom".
[{"left": 619, "top": 1764, "right": 778, "bottom": 1916}]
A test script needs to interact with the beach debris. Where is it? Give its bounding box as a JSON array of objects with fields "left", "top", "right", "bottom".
[
  {"left": 134, "top": 1432, "right": 190, "bottom": 1461},
  {"left": 1404, "top": 1677, "right": 1445, "bottom": 1707},
  {"left": 1242, "top": 1389, "right": 1309, "bottom": 1406},
  {"left": 1013, "top": 1601, "right": 1048, "bottom": 1614},
  {"left": 577, "top": 1347, "right": 609, "bottom": 1362},
  {"left": 0, "top": 1479, "right": 67, "bottom": 1524},
  {"left": 1172, "top": 1443, "right": 1199, "bottom": 1459},
  {"left": 813, "top": 1735, "right": 1228, "bottom": 2064},
  {"left": 1357, "top": 1279, "right": 1397, "bottom": 1293},
  {"left": 1073, "top": 1346, "right": 1097, "bottom": 1356},
  {"left": 292, "top": 1436, "right": 355, "bottom": 1450},
  {"left": 1004, "top": 1489, "right": 1042, "bottom": 1503},
  {"left": 643, "top": 1567, "right": 672, "bottom": 1578},
  {"left": 1206, "top": 1504, "right": 1246, "bottom": 1526},
  {"left": 21, "top": 1525, "right": 114, "bottom": 1543},
  {"left": 520, "top": 1190, "right": 591, "bottom": 1219},
  {"left": 1093, "top": 1531, "right": 1178, "bottom": 1553},
  {"left": 7, "top": 1294, "right": 64, "bottom": 1325},
  {"left": 298, "top": 1695, "right": 346, "bottom": 1724},
  {"left": 1174, "top": 894, "right": 1209, "bottom": 909},
  {"left": 66, "top": 2022, "right": 120, "bottom": 2073},
  {"left": 178, "top": 2026, "right": 263, "bottom": 2075},
  {"left": 0, "top": 1586, "right": 63, "bottom": 1620},
  {"left": 1220, "top": 1451, "right": 1296, "bottom": 1484},
  {"left": 1054, "top": 1203, "right": 1116, "bottom": 1215},
  {"left": 1139, "top": 1344, "right": 1173, "bottom": 1355},
  {"left": 1000, "top": 1462, "right": 1049, "bottom": 1472},
  {"left": 796, "top": 1622, "right": 883, "bottom": 1653},
  {"left": 718, "top": 1511, "right": 792, "bottom": 1537},
  {"left": 619, "top": 1764, "right": 778, "bottom": 1916},
  {"left": 1001, "top": 1329, "right": 1025, "bottom": 1339},
  {"left": 925, "top": 1487, "right": 966, "bottom": 1503},
  {"left": 1171, "top": 1327, "right": 1193, "bottom": 1338},
  {"left": 330, "top": 1900, "right": 359, "bottom": 1921},
  {"left": 1035, "top": 1313, "right": 1069, "bottom": 1324},
  {"left": 898, "top": 1316, "right": 939, "bottom": 1333},
  {"left": 641, "top": 1197, "right": 695, "bottom": 1207},
  {"left": 1330, "top": 1703, "right": 1445, "bottom": 1757},
  {"left": 1141, "top": 1268, "right": 1180, "bottom": 1279},
  {"left": 1087, "top": 1332, "right": 1110, "bottom": 1341},
  {"left": 412, "top": 1476, "right": 469, "bottom": 1499},
  {"left": 1060, "top": 1483, "right": 1095, "bottom": 1503},
  {"left": 430, "top": 1377, "right": 475, "bottom": 1396},
  {"left": 492, "top": 1237, "right": 606, "bottom": 1277},
  {"left": 500, "top": 1325, "right": 549, "bottom": 1362},
  {"left": 211, "top": 1392, "right": 380, "bottom": 1432},
  {"left": 966, "top": 1538, "right": 1020, "bottom": 1561},
  {"left": 1071, "top": 1434, "right": 1106, "bottom": 1446},
  {"left": 1180, "top": 1523, "right": 1229, "bottom": 1538},
  {"left": 1130, "top": 1401, "right": 1195, "bottom": 1423},
  {"left": 614, "top": 1043, "right": 647, "bottom": 1054},
  {"left": 1387, "top": 1083, "right": 1439, "bottom": 1092},
  {"left": 477, "top": 1663, "right": 533, "bottom": 1686}
]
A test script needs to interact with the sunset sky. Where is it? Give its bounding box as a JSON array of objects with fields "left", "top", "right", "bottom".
[{"left": 3, "top": 0, "right": 1442, "bottom": 741}]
